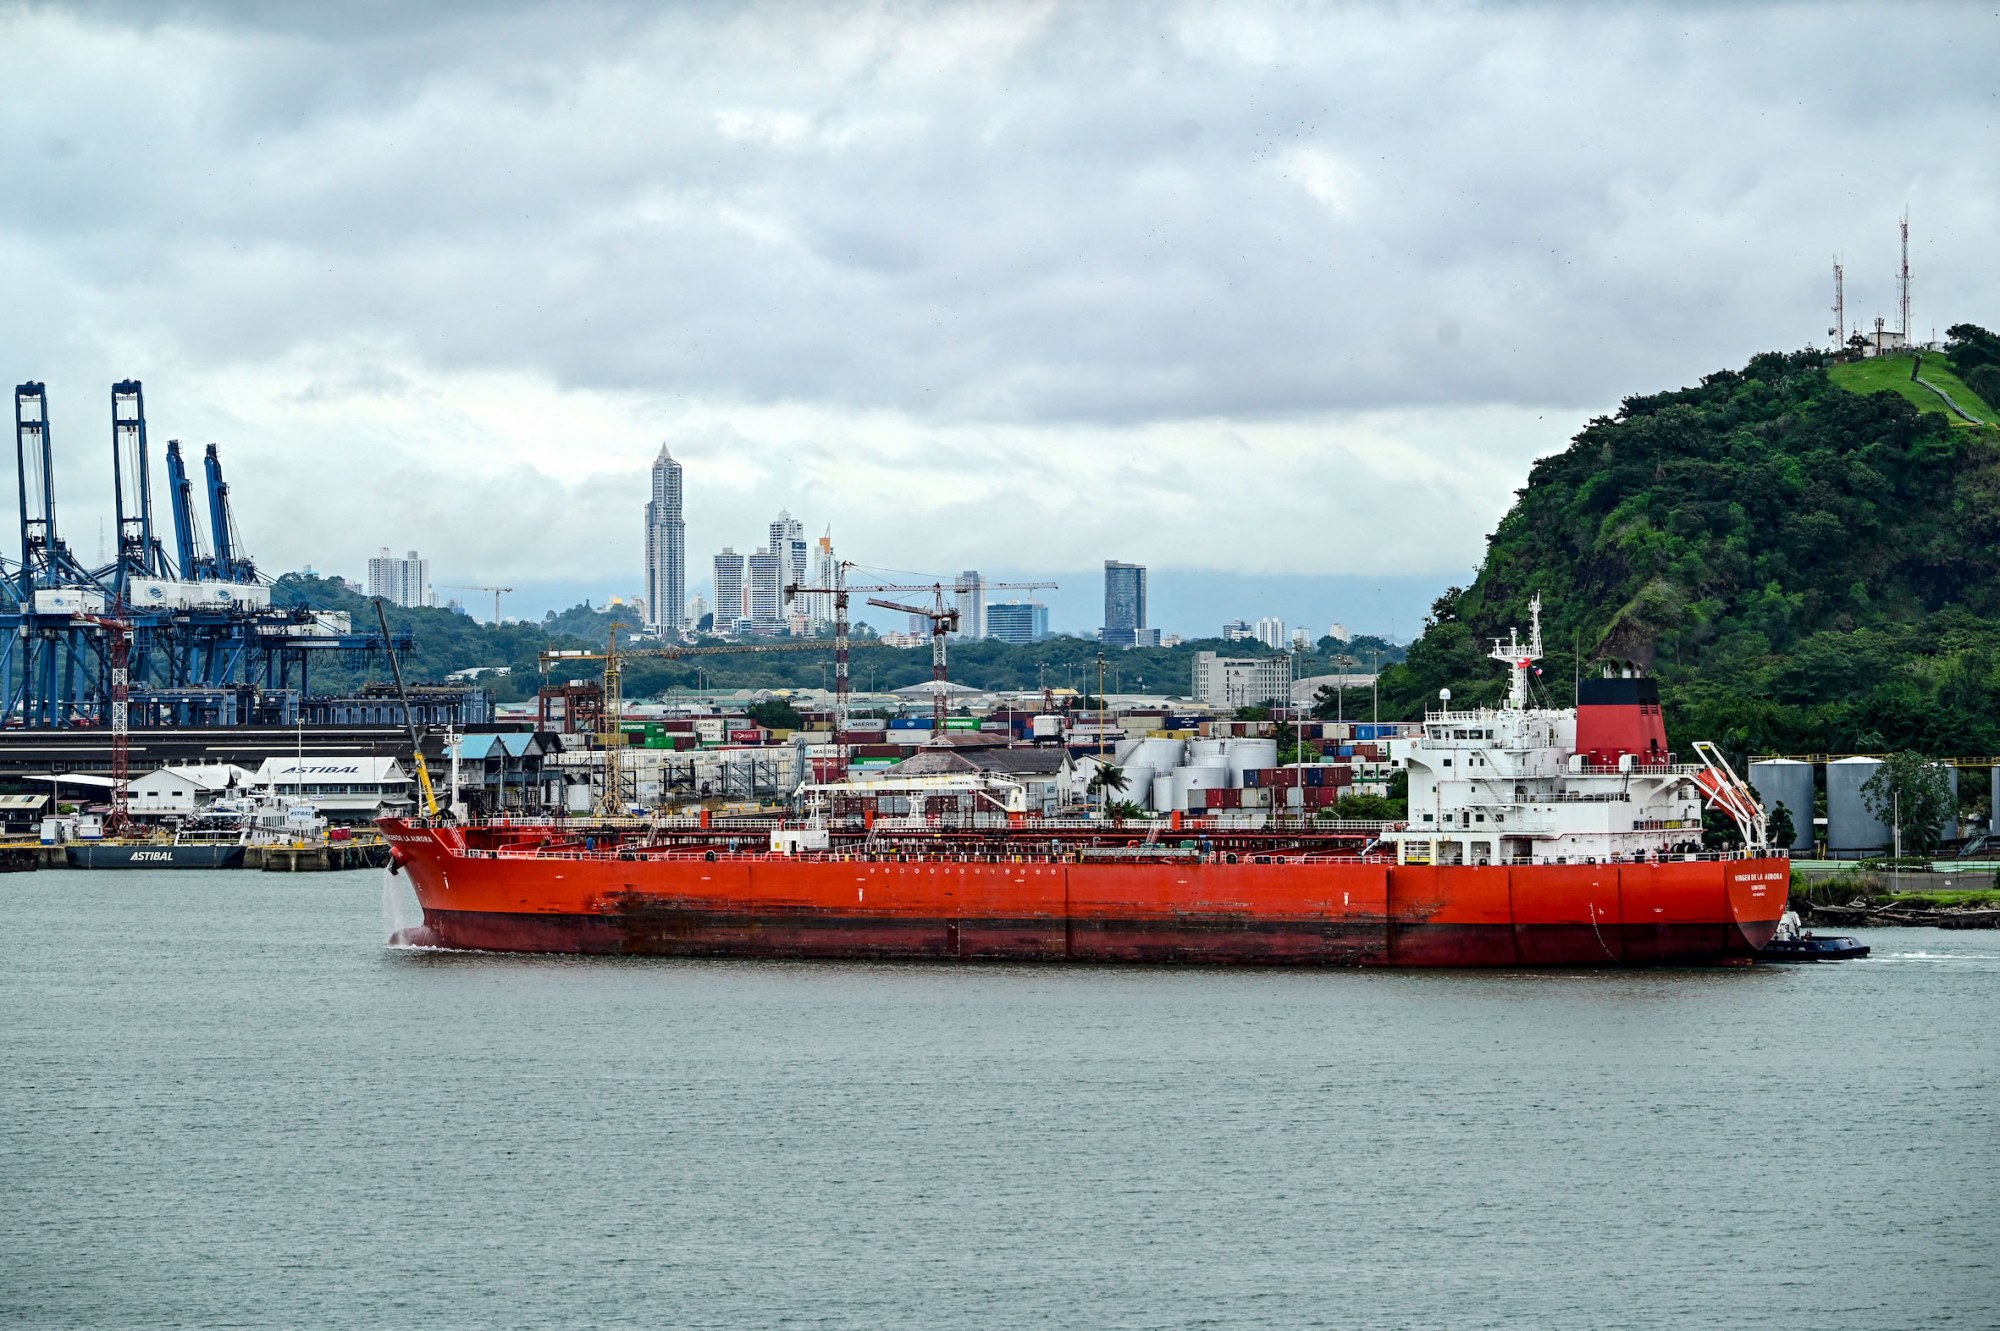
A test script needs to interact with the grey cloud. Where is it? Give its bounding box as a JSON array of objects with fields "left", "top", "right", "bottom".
[
  {"left": 7, "top": 1, "right": 1994, "bottom": 431},
  {"left": 0, "top": 1, "right": 1994, "bottom": 610}
]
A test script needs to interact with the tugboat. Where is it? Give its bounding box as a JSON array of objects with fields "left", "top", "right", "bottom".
[{"left": 1758, "top": 909, "right": 1871, "bottom": 962}]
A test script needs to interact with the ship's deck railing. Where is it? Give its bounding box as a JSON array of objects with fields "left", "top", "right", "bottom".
[
  {"left": 454, "top": 846, "right": 1410, "bottom": 867},
  {"left": 1397, "top": 847, "right": 1786, "bottom": 866},
  {"left": 415, "top": 814, "right": 1406, "bottom": 835}
]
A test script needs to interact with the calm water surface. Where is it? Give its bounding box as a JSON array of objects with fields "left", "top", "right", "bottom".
[{"left": 2, "top": 869, "right": 1995, "bottom": 1328}]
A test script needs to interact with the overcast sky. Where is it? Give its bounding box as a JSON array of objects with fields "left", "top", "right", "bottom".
[{"left": 3, "top": 1, "right": 1995, "bottom": 633}]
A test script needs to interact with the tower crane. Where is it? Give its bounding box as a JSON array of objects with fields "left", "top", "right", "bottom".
[
  {"left": 538, "top": 628, "right": 831, "bottom": 815},
  {"left": 443, "top": 585, "right": 513, "bottom": 624},
  {"left": 867, "top": 588, "right": 961, "bottom": 730},
  {"left": 786, "top": 568, "right": 1059, "bottom": 764}
]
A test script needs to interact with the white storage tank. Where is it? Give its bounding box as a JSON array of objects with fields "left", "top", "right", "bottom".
[
  {"left": 1826, "top": 756, "right": 1888, "bottom": 855},
  {"left": 1224, "top": 739, "right": 1279, "bottom": 788},
  {"left": 1134, "top": 736, "right": 1186, "bottom": 776},
  {"left": 1189, "top": 738, "right": 1227, "bottom": 760},
  {"left": 1747, "top": 758, "right": 1815, "bottom": 852},
  {"left": 1175, "top": 763, "right": 1229, "bottom": 811},
  {"left": 1121, "top": 766, "right": 1157, "bottom": 811}
]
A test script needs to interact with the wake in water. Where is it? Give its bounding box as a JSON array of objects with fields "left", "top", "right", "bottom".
[{"left": 381, "top": 866, "right": 437, "bottom": 948}]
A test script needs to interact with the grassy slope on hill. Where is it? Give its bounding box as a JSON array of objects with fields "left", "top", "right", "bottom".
[
  {"left": 1374, "top": 347, "right": 2000, "bottom": 762},
  {"left": 1828, "top": 356, "right": 1998, "bottom": 426}
]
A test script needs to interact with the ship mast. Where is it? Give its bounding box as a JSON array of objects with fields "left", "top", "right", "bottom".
[{"left": 1487, "top": 594, "right": 1543, "bottom": 711}]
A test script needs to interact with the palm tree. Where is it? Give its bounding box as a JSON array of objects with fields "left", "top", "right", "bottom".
[{"left": 1086, "top": 762, "right": 1129, "bottom": 807}]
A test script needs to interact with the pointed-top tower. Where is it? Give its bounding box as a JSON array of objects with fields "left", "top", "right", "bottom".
[{"left": 646, "top": 445, "right": 685, "bottom": 634}]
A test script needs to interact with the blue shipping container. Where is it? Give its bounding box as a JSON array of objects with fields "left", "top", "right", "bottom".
[{"left": 888, "top": 719, "right": 931, "bottom": 730}]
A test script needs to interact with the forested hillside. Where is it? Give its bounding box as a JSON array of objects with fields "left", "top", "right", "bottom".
[{"left": 1371, "top": 325, "right": 2000, "bottom": 758}]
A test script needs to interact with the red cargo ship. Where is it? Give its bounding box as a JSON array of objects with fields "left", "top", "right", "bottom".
[{"left": 381, "top": 599, "right": 1790, "bottom": 966}]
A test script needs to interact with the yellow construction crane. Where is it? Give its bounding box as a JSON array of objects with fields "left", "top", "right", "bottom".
[
  {"left": 539, "top": 629, "right": 830, "bottom": 815},
  {"left": 442, "top": 585, "right": 513, "bottom": 624}
]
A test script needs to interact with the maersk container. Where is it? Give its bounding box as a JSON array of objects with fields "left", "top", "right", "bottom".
[
  {"left": 1748, "top": 758, "right": 1815, "bottom": 852},
  {"left": 1826, "top": 757, "right": 1888, "bottom": 854}
]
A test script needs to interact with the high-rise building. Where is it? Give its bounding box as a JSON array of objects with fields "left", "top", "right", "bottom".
[
  {"left": 985, "top": 600, "right": 1049, "bottom": 644},
  {"left": 955, "top": 570, "right": 986, "bottom": 638},
  {"left": 1328, "top": 622, "right": 1348, "bottom": 644},
  {"left": 1255, "top": 617, "right": 1286, "bottom": 650},
  {"left": 769, "top": 510, "right": 806, "bottom": 606},
  {"left": 712, "top": 548, "right": 745, "bottom": 632},
  {"left": 1101, "top": 560, "right": 1147, "bottom": 648},
  {"left": 809, "top": 529, "right": 838, "bottom": 628},
  {"left": 1222, "top": 619, "right": 1254, "bottom": 642},
  {"left": 1191, "top": 652, "right": 1293, "bottom": 709},
  {"left": 747, "top": 547, "right": 783, "bottom": 628},
  {"left": 644, "top": 446, "right": 685, "bottom": 635},
  {"left": 367, "top": 548, "right": 432, "bottom": 608},
  {"left": 688, "top": 593, "right": 710, "bottom": 630}
]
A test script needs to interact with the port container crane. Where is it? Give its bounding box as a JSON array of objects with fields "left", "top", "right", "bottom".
[
  {"left": 109, "top": 380, "right": 171, "bottom": 587},
  {"left": 203, "top": 443, "right": 254, "bottom": 582},
  {"left": 163, "top": 441, "right": 212, "bottom": 580}
]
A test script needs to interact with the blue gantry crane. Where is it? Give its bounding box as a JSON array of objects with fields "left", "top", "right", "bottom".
[{"left": 2, "top": 379, "right": 419, "bottom": 729}]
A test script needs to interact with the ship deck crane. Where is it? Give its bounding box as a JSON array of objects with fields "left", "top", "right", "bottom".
[
  {"left": 538, "top": 629, "right": 831, "bottom": 814},
  {"left": 442, "top": 585, "right": 513, "bottom": 624}
]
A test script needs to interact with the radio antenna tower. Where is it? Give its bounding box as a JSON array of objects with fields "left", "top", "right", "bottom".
[
  {"left": 1831, "top": 256, "right": 1844, "bottom": 350},
  {"left": 1897, "top": 209, "right": 1911, "bottom": 343}
]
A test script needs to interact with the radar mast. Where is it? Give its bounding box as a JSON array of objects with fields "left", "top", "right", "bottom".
[{"left": 1488, "top": 594, "right": 1544, "bottom": 710}]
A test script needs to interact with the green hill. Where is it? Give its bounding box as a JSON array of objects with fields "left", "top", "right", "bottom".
[
  {"left": 1373, "top": 331, "right": 2000, "bottom": 762},
  {"left": 1828, "top": 355, "right": 1998, "bottom": 426}
]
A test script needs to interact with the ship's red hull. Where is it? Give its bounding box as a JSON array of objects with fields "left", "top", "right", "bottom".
[{"left": 381, "top": 821, "right": 1789, "bottom": 967}]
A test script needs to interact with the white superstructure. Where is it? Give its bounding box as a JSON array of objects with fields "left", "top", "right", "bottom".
[{"left": 1385, "top": 597, "right": 1753, "bottom": 866}]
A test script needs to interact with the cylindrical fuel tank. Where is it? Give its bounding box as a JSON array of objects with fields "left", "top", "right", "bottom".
[
  {"left": 1121, "top": 766, "right": 1156, "bottom": 811},
  {"left": 1826, "top": 756, "right": 1888, "bottom": 854},
  {"left": 1188, "top": 738, "right": 1228, "bottom": 760},
  {"left": 1224, "top": 738, "right": 1279, "bottom": 787},
  {"left": 1175, "top": 763, "right": 1228, "bottom": 810},
  {"left": 1133, "top": 736, "right": 1186, "bottom": 775},
  {"left": 1748, "top": 758, "right": 1815, "bottom": 852}
]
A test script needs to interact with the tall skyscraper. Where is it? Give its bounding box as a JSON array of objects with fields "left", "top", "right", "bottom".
[
  {"left": 713, "top": 548, "right": 745, "bottom": 630},
  {"left": 644, "top": 446, "right": 685, "bottom": 635},
  {"left": 985, "top": 601, "right": 1048, "bottom": 644},
  {"left": 1255, "top": 617, "right": 1286, "bottom": 650},
  {"left": 769, "top": 510, "right": 806, "bottom": 606},
  {"left": 747, "top": 547, "right": 783, "bottom": 627},
  {"left": 1101, "top": 560, "right": 1147, "bottom": 648},
  {"left": 955, "top": 570, "right": 986, "bottom": 638},
  {"left": 367, "top": 548, "right": 432, "bottom": 608},
  {"left": 810, "top": 528, "right": 838, "bottom": 628}
]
